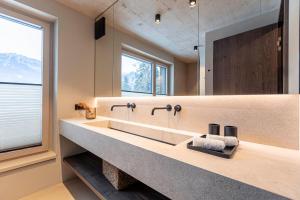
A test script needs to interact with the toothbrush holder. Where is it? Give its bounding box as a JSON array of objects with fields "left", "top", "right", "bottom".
[
  {"left": 209, "top": 123, "right": 220, "bottom": 135},
  {"left": 224, "top": 126, "right": 238, "bottom": 137}
]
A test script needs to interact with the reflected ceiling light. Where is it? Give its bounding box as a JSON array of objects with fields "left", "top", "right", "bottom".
[
  {"left": 189, "top": 0, "right": 197, "bottom": 8},
  {"left": 155, "top": 14, "right": 161, "bottom": 24}
]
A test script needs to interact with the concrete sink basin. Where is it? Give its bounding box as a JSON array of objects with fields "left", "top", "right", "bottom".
[{"left": 84, "top": 120, "right": 192, "bottom": 146}]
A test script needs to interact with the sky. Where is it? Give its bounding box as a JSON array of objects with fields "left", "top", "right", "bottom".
[{"left": 0, "top": 15, "right": 42, "bottom": 61}]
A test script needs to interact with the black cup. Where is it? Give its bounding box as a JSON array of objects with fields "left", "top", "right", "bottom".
[
  {"left": 224, "top": 126, "right": 238, "bottom": 137},
  {"left": 209, "top": 123, "right": 220, "bottom": 135}
]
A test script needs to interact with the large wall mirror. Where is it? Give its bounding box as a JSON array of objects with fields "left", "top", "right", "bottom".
[{"left": 95, "top": 0, "right": 298, "bottom": 97}]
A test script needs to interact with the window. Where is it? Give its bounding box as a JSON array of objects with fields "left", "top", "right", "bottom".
[
  {"left": 156, "top": 65, "right": 168, "bottom": 96},
  {"left": 121, "top": 54, "right": 153, "bottom": 96},
  {"left": 121, "top": 52, "right": 169, "bottom": 96},
  {"left": 0, "top": 7, "right": 50, "bottom": 161}
]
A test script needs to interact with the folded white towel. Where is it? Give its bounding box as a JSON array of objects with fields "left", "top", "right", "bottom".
[
  {"left": 207, "top": 134, "right": 238, "bottom": 147},
  {"left": 192, "top": 136, "right": 225, "bottom": 151}
]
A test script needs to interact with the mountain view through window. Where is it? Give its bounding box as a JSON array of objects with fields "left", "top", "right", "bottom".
[{"left": 0, "top": 15, "right": 42, "bottom": 84}]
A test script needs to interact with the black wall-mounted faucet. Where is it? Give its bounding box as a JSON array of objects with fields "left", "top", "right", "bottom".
[
  {"left": 111, "top": 103, "right": 136, "bottom": 111},
  {"left": 151, "top": 104, "right": 172, "bottom": 115},
  {"left": 129, "top": 103, "right": 136, "bottom": 112},
  {"left": 174, "top": 105, "right": 182, "bottom": 116},
  {"left": 111, "top": 103, "right": 130, "bottom": 111}
]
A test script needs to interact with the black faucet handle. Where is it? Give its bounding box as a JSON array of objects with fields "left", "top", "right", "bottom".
[
  {"left": 174, "top": 105, "right": 182, "bottom": 116},
  {"left": 166, "top": 104, "right": 172, "bottom": 111},
  {"left": 130, "top": 103, "right": 136, "bottom": 112}
]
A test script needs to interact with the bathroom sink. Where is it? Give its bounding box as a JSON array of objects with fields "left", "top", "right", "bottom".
[{"left": 84, "top": 120, "right": 192, "bottom": 146}]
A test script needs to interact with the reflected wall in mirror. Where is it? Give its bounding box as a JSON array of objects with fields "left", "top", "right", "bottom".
[
  {"left": 95, "top": 0, "right": 298, "bottom": 96},
  {"left": 95, "top": 5, "right": 115, "bottom": 97}
]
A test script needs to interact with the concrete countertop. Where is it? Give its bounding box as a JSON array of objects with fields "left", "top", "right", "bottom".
[{"left": 60, "top": 117, "right": 300, "bottom": 200}]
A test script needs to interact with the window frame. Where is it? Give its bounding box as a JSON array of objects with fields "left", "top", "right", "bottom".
[
  {"left": 121, "top": 50, "right": 170, "bottom": 96},
  {"left": 155, "top": 63, "right": 169, "bottom": 96},
  {"left": 0, "top": 6, "right": 51, "bottom": 161}
]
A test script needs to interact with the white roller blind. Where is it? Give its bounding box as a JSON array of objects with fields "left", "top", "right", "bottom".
[{"left": 0, "top": 84, "right": 42, "bottom": 152}]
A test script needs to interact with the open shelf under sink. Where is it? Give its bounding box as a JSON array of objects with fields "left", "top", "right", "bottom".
[{"left": 63, "top": 152, "right": 170, "bottom": 200}]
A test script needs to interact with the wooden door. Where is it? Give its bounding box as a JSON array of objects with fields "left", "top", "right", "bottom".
[{"left": 213, "top": 24, "right": 281, "bottom": 95}]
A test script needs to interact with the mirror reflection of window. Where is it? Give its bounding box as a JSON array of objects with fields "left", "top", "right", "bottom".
[
  {"left": 156, "top": 65, "right": 167, "bottom": 96},
  {"left": 121, "top": 54, "right": 153, "bottom": 96},
  {"left": 121, "top": 53, "right": 169, "bottom": 97}
]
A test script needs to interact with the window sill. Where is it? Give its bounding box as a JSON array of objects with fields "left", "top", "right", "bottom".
[{"left": 0, "top": 151, "right": 56, "bottom": 173}]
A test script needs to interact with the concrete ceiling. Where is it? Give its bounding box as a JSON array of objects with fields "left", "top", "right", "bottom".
[
  {"left": 56, "top": 0, "right": 281, "bottom": 63},
  {"left": 55, "top": 0, "right": 115, "bottom": 18}
]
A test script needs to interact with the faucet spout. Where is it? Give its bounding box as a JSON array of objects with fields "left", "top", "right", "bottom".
[
  {"left": 111, "top": 103, "right": 130, "bottom": 111},
  {"left": 151, "top": 104, "right": 172, "bottom": 115}
]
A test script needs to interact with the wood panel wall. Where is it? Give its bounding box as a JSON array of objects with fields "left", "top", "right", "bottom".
[{"left": 213, "top": 24, "right": 280, "bottom": 95}]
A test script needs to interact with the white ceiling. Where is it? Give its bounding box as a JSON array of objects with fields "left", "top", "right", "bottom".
[{"left": 56, "top": 0, "right": 281, "bottom": 63}]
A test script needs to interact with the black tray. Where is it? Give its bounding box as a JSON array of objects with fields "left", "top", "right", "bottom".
[{"left": 187, "top": 135, "right": 238, "bottom": 159}]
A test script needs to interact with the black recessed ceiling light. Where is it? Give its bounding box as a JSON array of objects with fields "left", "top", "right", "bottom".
[
  {"left": 155, "top": 14, "right": 161, "bottom": 24},
  {"left": 189, "top": 0, "right": 197, "bottom": 8}
]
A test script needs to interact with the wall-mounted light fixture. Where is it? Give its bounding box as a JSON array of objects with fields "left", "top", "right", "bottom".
[
  {"left": 194, "top": 45, "right": 198, "bottom": 51},
  {"left": 155, "top": 14, "right": 161, "bottom": 24},
  {"left": 194, "top": 45, "right": 204, "bottom": 51},
  {"left": 189, "top": 0, "right": 197, "bottom": 8}
]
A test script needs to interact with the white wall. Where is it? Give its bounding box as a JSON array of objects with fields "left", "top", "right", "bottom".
[
  {"left": 288, "top": 0, "right": 300, "bottom": 94},
  {"left": 95, "top": 23, "right": 114, "bottom": 97},
  {"left": 0, "top": 0, "right": 95, "bottom": 199},
  {"left": 185, "top": 63, "right": 198, "bottom": 95},
  {"left": 199, "top": 47, "right": 205, "bottom": 95},
  {"left": 173, "top": 58, "right": 188, "bottom": 96}
]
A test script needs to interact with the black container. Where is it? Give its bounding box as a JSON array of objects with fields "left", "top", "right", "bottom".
[
  {"left": 224, "top": 126, "right": 238, "bottom": 137},
  {"left": 209, "top": 123, "right": 220, "bottom": 135}
]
